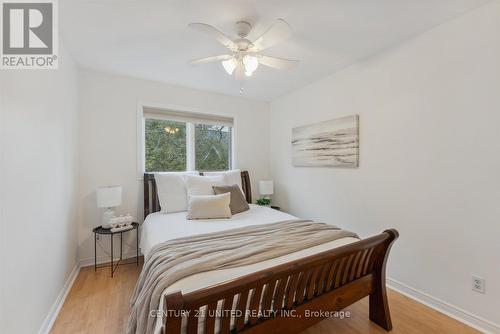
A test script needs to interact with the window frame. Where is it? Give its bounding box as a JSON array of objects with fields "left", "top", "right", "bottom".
[{"left": 137, "top": 103, "right": 237, "bottom": 178}]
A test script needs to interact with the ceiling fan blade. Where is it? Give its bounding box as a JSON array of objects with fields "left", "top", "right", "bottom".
[
  {"left": 189, "top": 55, "right": 233, "bottom": 66},
  {"left": 259, "top": 56, "right": 299, "bottom": 70},
  {"left": 250, "top": 19, "right": 292, "bottom": 52},
  {"left": 188, "top": 23, "right": 238, "bottom": 51}
]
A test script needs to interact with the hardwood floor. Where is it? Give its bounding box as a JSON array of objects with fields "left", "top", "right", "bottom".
[
  {"left": 51, "top": 263, "right": 479, "bottom": 334},
  {"left": 51, "top": 263, "right": 140, "bottom": 334}
]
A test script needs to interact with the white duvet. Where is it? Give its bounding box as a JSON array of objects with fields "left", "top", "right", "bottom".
[{"left": 140, "top": 205, "right": 358, "bottom": 333}]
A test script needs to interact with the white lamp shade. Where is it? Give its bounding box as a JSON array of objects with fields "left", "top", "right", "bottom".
[
  {"left": 97, "top": 185, "right": 122, "bottom": 208},
  {"left": 259, "top": 180, "right": 274, "bottom": 195}
]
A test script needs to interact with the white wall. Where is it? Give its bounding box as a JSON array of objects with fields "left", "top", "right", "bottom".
[
  {"left": 0, "top": 46, "right": 80, "bottom": 334},
  {"left": 77, "top": 70, "right": 270, "bottom": 262},
  {"left": 269, "top": 1, "right": 500, "bottom": 330}
]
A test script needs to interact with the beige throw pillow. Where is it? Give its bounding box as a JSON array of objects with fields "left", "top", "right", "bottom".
[
  {"left": 212, "top": 184, "right": 250, "bottom": 215},
  {"left": 186, "top": 193, "right": 232, "bottom": 220}
]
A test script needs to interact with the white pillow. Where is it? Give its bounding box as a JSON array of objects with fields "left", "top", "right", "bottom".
[
  {"left": 187, "top": 193, "right": 232, "bottom": 219},
  {"left": 154, "top": 172, "right": 197, "bottom": 213},
  {"left": 204, "top": 169, "right": 242, "bottom": 191},
  {"left": 185, "top": 174, "right": 225, "bottom": 196}
]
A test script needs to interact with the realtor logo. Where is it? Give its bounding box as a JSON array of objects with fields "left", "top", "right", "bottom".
[{"left": 1, "top": 0, "right": 58, "bottom": 69}]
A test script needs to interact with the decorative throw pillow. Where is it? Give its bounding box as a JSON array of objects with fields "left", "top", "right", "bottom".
[
  {"left": 185, "top": 174, "right": 225, "bottom": 196},
  {"left": 154, "top": 171, "right": 198, "bottom": 213},
  {"left": 204, "top": 169, "right": 242, "bottom": 191},
  {"left": 212, "top": 184, "right": 250, "bottom": 215},
  {"left": 186, "top": 193, "right": 232, "bottom": 219}
]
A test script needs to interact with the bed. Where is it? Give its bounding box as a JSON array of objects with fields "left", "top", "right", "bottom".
[{"left": 141, "top": 171, "right": 398, "bottom": 334}]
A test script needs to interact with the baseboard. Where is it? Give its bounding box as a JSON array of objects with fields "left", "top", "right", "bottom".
[
  {"left": 79, "top": 250, "right": 140, "bottom": 268},
  {"left": 37, "top": 264, "right": 80, "bottom": 334},
  {"left": 387, "top": 277, "right": 500, "bottom": 334},
  {"left": 36, "top": 251, "right": 141, "bottom": 334}
]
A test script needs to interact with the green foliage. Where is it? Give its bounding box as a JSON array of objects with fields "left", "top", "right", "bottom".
[
  {"left": 145, "top": 119, "right": 186, "bottom": 172},
  {"left": 256, "top": 198, "right": 271, "bottom": 206},
  {"left": 145, "top": 119, "right": 231, "bottom": 172},
  {"left": 195, "top": 124, "right": 231, "bottom": 171}
]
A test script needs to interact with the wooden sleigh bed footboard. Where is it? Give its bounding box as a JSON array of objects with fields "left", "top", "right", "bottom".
[{"left": 161, "top": 229, "right": 398, "bottom": 334}]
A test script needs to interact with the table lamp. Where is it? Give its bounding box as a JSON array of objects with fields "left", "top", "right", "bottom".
[{"left": 97, "top": 185, "right": 122, "bottom": 228}]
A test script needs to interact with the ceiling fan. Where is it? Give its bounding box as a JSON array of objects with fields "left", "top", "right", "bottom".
[{"left": 188, "top": 19, "right": 299, "bottom": 80}]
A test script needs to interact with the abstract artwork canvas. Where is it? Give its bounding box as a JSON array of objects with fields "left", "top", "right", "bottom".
[{"left": 292, "top": 115, "right": 359, "bottom": 167}]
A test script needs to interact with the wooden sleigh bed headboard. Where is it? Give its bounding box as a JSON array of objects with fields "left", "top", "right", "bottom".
[{"left": 143, "top": 171, "right": 252, "bottom": 219}]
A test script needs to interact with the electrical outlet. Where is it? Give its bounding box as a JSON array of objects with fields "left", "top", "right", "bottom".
[{"left": 471, "top": 275, "right": 485, "bottom": 294}]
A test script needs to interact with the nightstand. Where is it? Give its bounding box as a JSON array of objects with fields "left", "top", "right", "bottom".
[{"left": 93, "top": 222, "right": 139, "bottom": 277}]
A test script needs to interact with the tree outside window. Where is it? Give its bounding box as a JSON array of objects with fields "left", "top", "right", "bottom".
[{"left": 144, "top": 118, "right": 232, "bottom": 172}]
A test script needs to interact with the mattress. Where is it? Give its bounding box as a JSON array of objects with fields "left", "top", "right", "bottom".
[{"left": 140, "top": 205, "right": 359, "bottom": 333}]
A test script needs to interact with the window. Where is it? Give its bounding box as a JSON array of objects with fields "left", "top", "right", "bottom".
[
  {"left": 195, "top": 124, "right": 232, "bottom": 171},
  {"left": 145, "top": 119, "right": 187, "bottom": 172},
  {"left": 143, "top": 108, "right": 233, "bottom": 172}
]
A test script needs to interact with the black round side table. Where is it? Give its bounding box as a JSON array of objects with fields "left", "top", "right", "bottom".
[{"left": 93, "top": 222, "right": 139, "bottom": 277}]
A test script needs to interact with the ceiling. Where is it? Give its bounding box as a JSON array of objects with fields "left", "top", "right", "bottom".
[{"left": 63, "top": 0, "right": 490, "bottom": 101}]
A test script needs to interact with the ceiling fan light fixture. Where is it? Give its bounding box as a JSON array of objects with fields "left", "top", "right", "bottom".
[
  {"left": 189, "top": 19, "right": 298, "bottom": 81},
  {"left": 222, "top": 58, "right": 237, "bottom": 75},
  {"left": 243, "top": 55, "right": 259, "bottom": 77}
]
